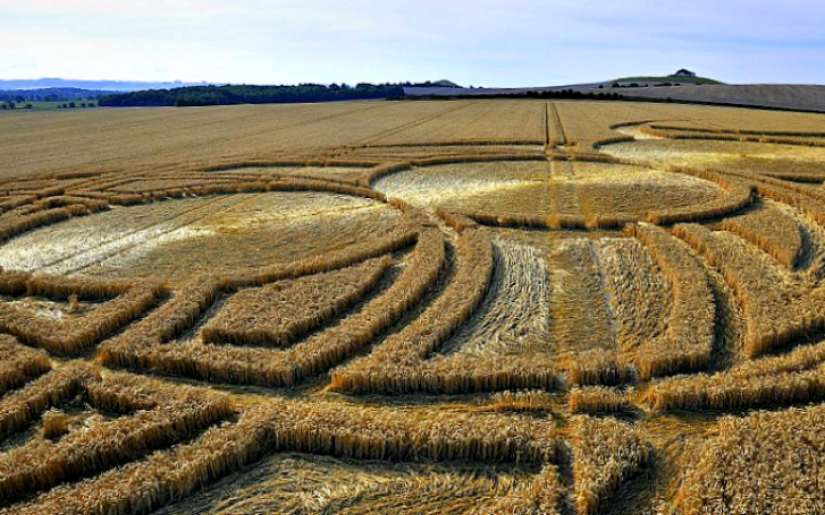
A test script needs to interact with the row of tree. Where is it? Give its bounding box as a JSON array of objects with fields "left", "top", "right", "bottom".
[
  {"left": 0, "top": 102, "right": 96, "bottom": 110},
  {"left": 0, "top": 87, "right": 105, "bottom": 103},
  {"left": 99, "top": 84, "right": 407, "bottom": 107}
]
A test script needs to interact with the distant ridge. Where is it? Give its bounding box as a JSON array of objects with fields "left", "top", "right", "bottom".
[
  {"left": 0, "top": 78, "right": 461, "bottom": 93},
  {"left": 0, "top": 78, "right": 208, "bottom": 92},
  {"left": 609, "top": 75, "right": 724, "bottom": 86},
  {"left": 404, "top": 80, "right": 825, "bottom": 113}
]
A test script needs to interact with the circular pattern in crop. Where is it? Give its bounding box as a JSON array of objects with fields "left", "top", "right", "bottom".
[
  {"left": 4, "top": 100, "right": 825, "bottom": 515},
  {"left": 0, "top": 191, "right": 402, "bottom": 285},
  {"left": 373, "top": 159, "right": 741, "bottom": 228}
]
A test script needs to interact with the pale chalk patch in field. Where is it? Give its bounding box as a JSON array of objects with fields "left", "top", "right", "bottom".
[
  {"left": 376, "top": 174, "right": 534, "bottom": 208},
  {"left": 613, "top": 125, "right": 664, "bottom": 140},
  {"left": 90, "top": 227, "right": 216, "bottom": 272}
]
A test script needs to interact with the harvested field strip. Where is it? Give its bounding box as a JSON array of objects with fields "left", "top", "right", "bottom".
[
  {"left": 363, "top": 162, "right": 414, "bottom": 187},
  {"left": 200, "top": 164, "right": 344, "bottom": 180},
  {"left": 648, "top": 124, "right": 825, "bottom": 138},
  {"left": 110, "top": 179, "right": 243, "bottom": 194},
  {"left": 0, "top": 372, "right": 233, "bottom": 504},
  {"left": 641, "top": 125, "right": 825, "bottom": 148},
  {"left": 328, "top": 223, "right": 557, "bottom": 394},
  {"left": 0, "top": 271, "right": 30, "bottom": 296},
  {"left": 0, "top": 197, "right": 38, "bottom": 214},
  {"left": 266, "top": 400, "right": 556, "bottom": 464},
  {"left": 0, "top": 363, "right": 95, "bottom": 440},
  {"left": 69, "top": 177, "right": 138, "bottom": 194},
  {"left": 740, "top": 177, "right": 825, "bottom": 231},
  {"left": 275, "top": 169, "right": 368, "bottom": 187},
  {"left": 0, "top": 180, "right": 69, "bottom": 194},
  {"left": 364, "top": 141, "right": 546, "bottom": 150},
  {"left": 720, "top": 200, "right": 803, "bottom": 267},
  {"left": 98, "top": 180, "right": 271, "bottom": 205},
  {"left": 675, "top": 405, "right": 825, "bottom": 514},
  {"left": 644, "top": 364, "right": 825, "bottom": 411},
  {"left": 726, "top": 337, "right": 825, "bottom": 379},
  {"left": 489, "top": 390, "right": 555, "bottom": 413},
  {"left": 201, "top": 257, "right": 391, "bottom": 348},
  {"left": 572, "top": 417, "right": 650, "bottom": 515},
  {"left": 593, "top": 237, "right": 670, "bottom": 362},
  {"left": 737, "top": 172, "right": 825, "bottom": 203},
  {"left": 642, "top": 338, "right": 825, "bottom": 411},
  {"left": 0, "top": 206, "right": 93, "bottom": 242},
  {"left": 197, "top": 158, "right": 384, "bottom": 174},
  {"left": 363, "top": 140, "right": 544, "bottom": 148},
  {"left": 352, "top": 142, "right": 546, "bottom": 151},
  {"left": 0, "top": 196, "right": 108, "bottom": 216},
  {"left": 654, "top": 154, "right": 825, "bottom": 186},
  {"left": 1, "top": 398, "right": 555, "bottom": 515},
  {"left": 260, "top": 178, "right": 387, "bottom": 201},
  {"left": 752, "top": 166, "right": 825, "bottom": 183},
  {"left": 349, "top": 146, "right": 545, "bottom": 169},
  {"left": 569, "top": 387, "right": 630, "bottom": 414},
  {"left": 626, "top": 224, "right": 715, "bottom": 379},
  {"left": 0, "top": 282, "right": 163, "bottom": 355},
  {"left": 23, "top": 273, "right": 138, "bottom": 300},
  {"left": 550, "top": 160, "right": 581, "bottom": 217},
  {"left": 0, "top": 406, "right": 271, "bottom": 515},
  {"left": 232, "top": 222, "right": 419, "bottom": 287},
  {"left": 547, "top": 102, "right": 566, "bottom": 147},
  {"left": 673, "top": 223, "right": 820, "bottom": 357},
  {"left": 442, "top": 239, "right": 551, "bottom": 357},
  {"left": 331, "top": 227, "right": 550, "bottom": 394},
  {"left": 468, "top": 463, "right": 565, "bottom": 515},
  {"left": 548, "top": 240, "right": 619, "bottom": 385},
  {"left": 0, "top": 336, "right": 51, "bottom": 397},
  {"left": 157, "top": 452, "right": 533, "bottom": 515},
  {"left": 101, "top": 227, "right": 443, "bottom": 386},
  {"left": 560, "top": 151, "right": 622, "bottom": 163},
  {"left": 362, "top": 351, "right": 561, "bottom": 394},
  {"left": 411, "top": 154, "right": 546, "bottom": 167}
]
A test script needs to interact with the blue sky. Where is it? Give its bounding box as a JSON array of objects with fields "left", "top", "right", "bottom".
[{"left": 2, "top": 0, "right": 823, "bottom": 86}]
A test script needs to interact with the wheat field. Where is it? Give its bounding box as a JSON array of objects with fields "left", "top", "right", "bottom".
[{"left": 1, "top": 99, "right": 825, "bottom": 514}]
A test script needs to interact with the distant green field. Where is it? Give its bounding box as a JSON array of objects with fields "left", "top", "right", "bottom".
[
  {"left": 0, "top": 101, "right": 98, "bottom": 111},
  {"left": 611, "top": 76, "right": 724, "bottom": 85}
]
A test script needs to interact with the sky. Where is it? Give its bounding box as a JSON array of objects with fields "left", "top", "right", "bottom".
[{"left": 1, "top": 0, "right": 824, "bottom": 87}]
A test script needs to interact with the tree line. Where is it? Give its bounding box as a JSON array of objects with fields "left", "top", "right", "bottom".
[
  {"left": 399, "top": 89, "right": 629, "bottom": 101},
  {"left": 0, "top": 88, "right": 105, "bottom": 103},
  {"left": 99, "top": 84, "right": 407, "bottom": 107}
]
